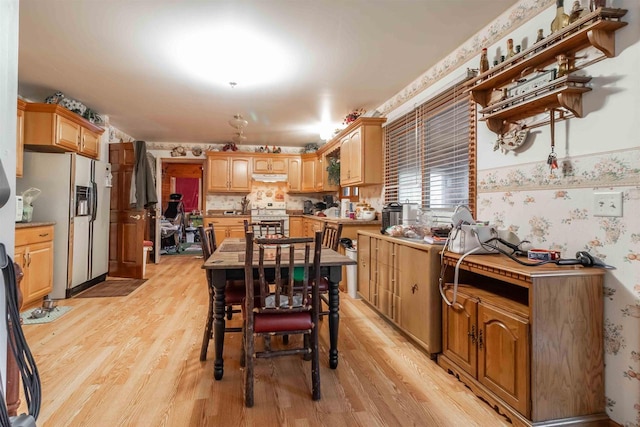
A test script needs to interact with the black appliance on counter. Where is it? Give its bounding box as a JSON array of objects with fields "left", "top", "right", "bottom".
[
  {"left": 303, "top": 200, "right": 314, "bottom": 215},
  {"left": 381, "top": 202, "right": 403, "bottom": 234}
]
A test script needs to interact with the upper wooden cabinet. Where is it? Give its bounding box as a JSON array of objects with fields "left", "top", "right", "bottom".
[
  {"left": 287, "top": 157, "right": 302, "bottom": 192},
  {"left": 253, "top": 155, "right": 288, "bottom": 174},
  {"left": 301, "top": 153, "right": 317, "bottom": 192},
  {"left": 23, "top": 103, "right": 104, "bottom": 158},
  {"left": 319, "top": 151, "right": 339, "bottom": 192},
  {"left": 338, "top": 117, "right": 385, "bottom": 186},
  {"left": 80, "top": 127, "right": 101, "bottom": 158},
  {"left": 470, "top": 7, "right": 627, "bottom": 134},
  {"left": 16, "top": 99, "right": 26, "bottom": 177},
  {"left": 205, "top": 153, "right": 251, "bottom": 193}
]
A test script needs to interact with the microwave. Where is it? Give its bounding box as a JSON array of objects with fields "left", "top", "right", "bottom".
[{"left": 15, "top": 195, "right": 23, "bottom": 222}]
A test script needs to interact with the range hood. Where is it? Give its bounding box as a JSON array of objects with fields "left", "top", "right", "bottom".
[{"left": 252, "top": 173, "right": 288, "bottom": 183}]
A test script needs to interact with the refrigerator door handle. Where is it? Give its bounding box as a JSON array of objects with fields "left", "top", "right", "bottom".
[{"left": 91, "top": 181, "right": 98, "bottom": 222}]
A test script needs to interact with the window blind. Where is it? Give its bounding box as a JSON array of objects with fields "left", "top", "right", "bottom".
[{"left": 384, "top": 76, "right": 476, "bottom": 217}]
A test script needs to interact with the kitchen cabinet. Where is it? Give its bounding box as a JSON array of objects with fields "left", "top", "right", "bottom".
[
  {"left": 287, "top": 157, "right": 302, "bottom": 192},
  {"left": 205, "top": 216, "right": 247, "bottom": 245},
  {"left": 253, "top": 155, "right": 287, "bottom": 174},
  {"left": 23, "top": 103, "right": 104, "bottom": 156},
  {"left": 16, "top": 99, "right": 26, "bottom": 177},
  {"left": 357, "top": 231, "right": 441, "bottom": 356},
  {"left": 438, "top": 252, "right": 606, "bottom": 426},
  {"left": 319, "top": 152, "right": 339, "bottom": 192},
  {"left": 470, "top": 7, "right": 627, "bottom": 135},
  {"left": 288, "top": 216, "right": 303, "bottom": 237},
  {"left": 79, "top": 127, "right": 101, "bottom": 158},
  {"left": 301, "top": 153, "right": 317, "bottom": 192},
  {"left": 205, "top": 153, "right": 251, "bottom": 193},
  {"left": 339, "top": 117, "right": 385, "bottom": 186},
  {"left": 15, "top": 225, "right": 54, "bottom": 310},
  {"left": 442, "top": 285, "right": 529, "bottom": 416}
]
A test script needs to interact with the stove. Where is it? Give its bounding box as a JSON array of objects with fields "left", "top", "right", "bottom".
[{"left": 250, "top": 202, "right": 289, "bottom": 235}]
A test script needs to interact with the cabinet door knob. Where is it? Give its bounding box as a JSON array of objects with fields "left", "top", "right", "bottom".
[
  {"left": 130, "top": 214, "right": 141, "bottom": 220},
  {"left": 39, "top": 233, "right": 49, "bottom": 237},
  {"left": 478, "top": 329, "right": 484, "bottom": 349},
  {"left": 411, "top": 284, "right": 418, "bottom": 294}
]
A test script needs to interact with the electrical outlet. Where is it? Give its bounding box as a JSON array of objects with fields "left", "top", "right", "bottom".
[{"left": 594, "top": 191, "right": 623, "bottom": 217}]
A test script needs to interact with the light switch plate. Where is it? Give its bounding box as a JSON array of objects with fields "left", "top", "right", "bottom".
[{"left": 594, "top": 191, "right": 623, "bottom": 217}]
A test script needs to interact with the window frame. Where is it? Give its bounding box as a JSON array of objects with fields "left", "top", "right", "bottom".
[{"left": 383, "top": 77, "right": 477, "bottom": 218}]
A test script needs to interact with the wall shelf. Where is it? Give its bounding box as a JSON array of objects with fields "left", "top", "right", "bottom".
[{"left": 469, "top": 7, "right": 627, "bottom": 136}]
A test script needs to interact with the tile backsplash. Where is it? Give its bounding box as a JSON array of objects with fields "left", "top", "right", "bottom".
[{"left": 206, "top": 183, "right": 336, "bottom": 212}]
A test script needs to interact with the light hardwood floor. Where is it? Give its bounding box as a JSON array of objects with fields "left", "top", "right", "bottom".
[{"left": 20, "top": 255, "right": 510, "bottom": 426}]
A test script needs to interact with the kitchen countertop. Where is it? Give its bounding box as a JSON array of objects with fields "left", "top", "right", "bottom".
[
  {"left": 15, "top": 221, "right": 56, "bottom": 229},
  {"left": 204, "top": 212, "right": 250, "bottom": 218},
  {"left": 294, "top": 214, "right": 380, "bottom": 225}
]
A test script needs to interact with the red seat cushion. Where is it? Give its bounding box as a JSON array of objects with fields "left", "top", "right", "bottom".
[
  {"left": 143, "top": 240, "right": 153, "bottom": 247},
  {"left": 224, "top": 283, "right": 245, "bottom": 305},
  {"left": 254, "top": 312, "right": 312, "bottom": 333}
]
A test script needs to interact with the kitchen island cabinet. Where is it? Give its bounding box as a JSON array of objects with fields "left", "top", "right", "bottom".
[
  {"left": 439, "top": 252, "right": 606, "bottom": 426},
  {"left": 357, "top": 231, "right": 441, "bottom": 356},
  {"left": 15, "top": 223, "right": 55, "bottom": 310}
]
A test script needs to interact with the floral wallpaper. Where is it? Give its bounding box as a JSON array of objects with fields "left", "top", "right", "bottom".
[{"left": 478, "top": 147, "right": 640, "bottom": 426}]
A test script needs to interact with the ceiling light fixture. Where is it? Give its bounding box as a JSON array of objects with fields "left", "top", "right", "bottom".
[{"left": 229, "top": 113, "right": 248, "bottom": 131}]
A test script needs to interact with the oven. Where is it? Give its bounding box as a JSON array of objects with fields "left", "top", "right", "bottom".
[{"left": 250, "top": 202, "right": 289, "bottom": 236}]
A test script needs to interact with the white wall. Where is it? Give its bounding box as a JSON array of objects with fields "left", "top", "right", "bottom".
[
  {"left": 382, "top": 0, "right": 640, "bottom": 424},
  {"left": 0, "top": 0, "right": 19, "bottom": 392}
]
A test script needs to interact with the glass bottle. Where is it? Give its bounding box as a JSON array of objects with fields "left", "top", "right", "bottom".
[
  {"left": 536, "top": 28, "right": 545, "bottom": 43},
  {"left": 479, "top": 48, "right": 490, "bottom": 74},
  {"left": 551, "top": 0, "right": 570, "bottom": 33},
  {"left": 506, "top": 39, "right": 516, "bottom": 59},
  {"left": 590, "top": 0, "right": 606, "bottom": 11}
]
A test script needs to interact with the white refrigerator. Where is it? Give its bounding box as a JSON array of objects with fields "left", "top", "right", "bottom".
[{"left": 18, "top": 152, "right": 111, "bottom": 298}]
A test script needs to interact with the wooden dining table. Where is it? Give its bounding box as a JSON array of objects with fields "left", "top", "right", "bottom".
[{"left": 202, "top": 237, "right": 357, "bottom": 380}]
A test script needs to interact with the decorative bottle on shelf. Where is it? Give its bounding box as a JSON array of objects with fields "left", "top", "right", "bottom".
[
  {"left": 479, "top": 48, "right": 490, "bottom": 74},
  {"left": 506, "top": 39, "right": 516, "bottom": 59},
  {"left": 536, "top": 28, "right": 545, "bottom": 43},
  {"left": 551, "top": 0, "right": 570, "bottom": 33},
  {"left": 589, "top": 0, "right": 606, "bottom": 12}
]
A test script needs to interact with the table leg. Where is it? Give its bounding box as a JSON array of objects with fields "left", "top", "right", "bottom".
[
  {"left": 328, "top": 266, "right": 341, "bottom": 369},
  {"left": 211, "top": 270, "right": 226, "bottom": 380}
]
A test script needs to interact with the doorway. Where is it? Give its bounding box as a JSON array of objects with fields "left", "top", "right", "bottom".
[{"left": 161, "top": 161, "right": 204, "bottom": 215}]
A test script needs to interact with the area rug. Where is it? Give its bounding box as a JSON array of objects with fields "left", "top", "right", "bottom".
[
  {"left": 75, "top": 279, "right": 147, "bottom": 298},
  {"left": 162, "top": 242, "right": 202, "bottom": 256},
  {"left": 21, "top": 306, "right": 73, "bottom": 325}
]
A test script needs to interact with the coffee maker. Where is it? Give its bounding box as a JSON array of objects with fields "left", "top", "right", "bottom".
[
  {"left": 381, "top": 202, "right": 403, "bottom": 234},
  {"left": 303, "top": 200, "right": 314, "bottom": 215}
]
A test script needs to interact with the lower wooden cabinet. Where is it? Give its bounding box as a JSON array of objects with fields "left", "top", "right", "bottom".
[
  {"left": 357, "top": 231, "right": 442, "bottom": 356},
  {"left": 442, "top": 285, "right": 529, "bottom": 415},
  {"left": 288, "top": 216, "right": 303, "bottom": 237},
  {"left": 438, "top": 253, "right": 607, "bottom": 426},
  {"left": 205, "top": 216, "right": 248, "bottom": 245},
  {"left": 15, "top": 225, "right": 54, "bottom": 309}
]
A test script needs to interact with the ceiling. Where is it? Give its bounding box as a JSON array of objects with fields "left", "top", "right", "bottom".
[{"left": 18, "top": 0, "right": 519, "bottom": 148}]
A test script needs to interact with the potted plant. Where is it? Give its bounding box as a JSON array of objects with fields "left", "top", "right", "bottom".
[{"left": 326, "top": 157, "right": 340, "bottom": 185}]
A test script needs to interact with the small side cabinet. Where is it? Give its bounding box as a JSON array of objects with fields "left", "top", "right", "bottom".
[{"left": 15, "top": 225, "right": 54, "bottom": 309}]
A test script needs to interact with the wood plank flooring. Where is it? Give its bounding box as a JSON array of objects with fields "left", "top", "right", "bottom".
[{"left": 20, "top": 255, "right": 510, "bottom": 426}]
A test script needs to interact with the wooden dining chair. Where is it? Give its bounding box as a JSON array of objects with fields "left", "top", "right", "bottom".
[
  {"left": 243, "top": 219, "right": 285, "bottom": 237},
  {"left": 198, "top": 225, "right": 244, "bottom": 361},
  {"left": 241, "top": 231, "right": 323, "bottom": 407}
]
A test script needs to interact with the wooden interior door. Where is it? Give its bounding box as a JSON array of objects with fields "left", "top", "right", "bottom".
[{"left": 109, "top": 142, "right": 146, "bottom": 278}]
